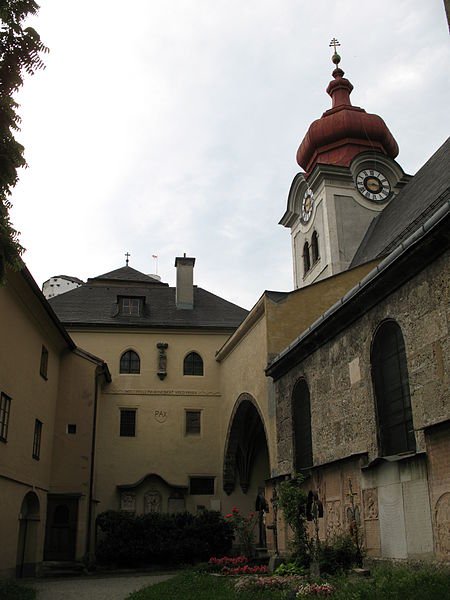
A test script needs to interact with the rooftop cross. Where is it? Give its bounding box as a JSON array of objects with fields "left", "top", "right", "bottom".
[
  {"left": 125, "top": 252, "right": 130, "bottom": 266},
  {"left": 329, "top": 37, "right": 341, "bottom": 67}
]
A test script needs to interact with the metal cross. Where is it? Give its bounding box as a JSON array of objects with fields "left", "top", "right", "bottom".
[
  {"left": 329, "top": 38, "right": 340, "bottom": 53},
  {"left": 125, "top": 252, "right": 130, "bottom": 266}
]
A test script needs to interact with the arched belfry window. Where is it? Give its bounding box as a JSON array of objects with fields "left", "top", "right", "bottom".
[
  {"left": 120, "top": 350, "right": 140, "bottom": 374},
  {"left": 184, "top": 352, "right": 204, "bottom": 376},
  {"left": 303, "top": 242, "right": 311, "bottom": 275},
  {"left": 371, "top": 320, "right": 416, "bottom": 456},
  {"left": 292, "top": 378, "right": 313, "bottom": 470},
  {"left": 311, "top": 231, "right": 320, "bottom": 263}
]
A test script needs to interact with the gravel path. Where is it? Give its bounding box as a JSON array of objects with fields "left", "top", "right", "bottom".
[{"left": 31, "top": 573, "right": 175, "bottom": 600}]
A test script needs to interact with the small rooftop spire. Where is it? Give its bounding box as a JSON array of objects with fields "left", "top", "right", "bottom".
[{"left": 125, "top": 252, "right": 130, "bottom": 266}]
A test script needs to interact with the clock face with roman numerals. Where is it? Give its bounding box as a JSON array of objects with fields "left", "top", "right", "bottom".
[
  {"left": 356, "top": 169, "right": 390, "bottom": 202},
  {"left": 301, "top": 189, "right": 314, "bottom": 223}
]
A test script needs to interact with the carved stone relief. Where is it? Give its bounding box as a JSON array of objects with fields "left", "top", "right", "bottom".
[
  {"left": 120, "top": 493, "right": 136, "bottom": 512},
  {"left": 144, "top": 490, "right": 162, "bottom": 514},
  {"left": 157, "top": 342, "right": 168, "bottom": 380},
  {"left": 326, "top": 500, "right": 342, "bottom": 537},
  {"left": 363, "top": 488, "right": 379, "bottom": 520},
  {"left": 435, "top": 492, "right": 450, "bottom": 558}
]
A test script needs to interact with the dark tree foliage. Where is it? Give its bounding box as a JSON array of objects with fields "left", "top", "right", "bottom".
[{"left": 0, "top": 0, "right": 48, "bottom": 278}]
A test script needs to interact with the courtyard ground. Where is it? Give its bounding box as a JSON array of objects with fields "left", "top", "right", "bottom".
[{"left": 30, "top": 573, "right": 175, "bottom": 600}]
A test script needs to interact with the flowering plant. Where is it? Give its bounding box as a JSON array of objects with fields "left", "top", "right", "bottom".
[
  {"left": 222, "top": 564, "right": 268, "bottom": 575},
  {"left": 235, "top": 575, "right": 305, "bottom": 592},
  {"left": 225, "top": 507, "right": 258, "bottom": 557},
  {"left": 296, "top": 582, "right": 335, "bottom": 596},
  {"left": 207, "top": 555, "right": 267, "bottom": 576},
  {"left": 208, "top": 555, "right": 248, "bottom": 567}
]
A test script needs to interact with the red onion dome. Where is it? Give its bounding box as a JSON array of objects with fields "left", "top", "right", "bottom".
[{"left": 297, "top": 64, "right": 399, "bottom": 176}]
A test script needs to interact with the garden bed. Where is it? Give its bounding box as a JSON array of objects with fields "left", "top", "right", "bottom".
[{"left": 126, "top": 564, "right": 450, "bottom": 599}]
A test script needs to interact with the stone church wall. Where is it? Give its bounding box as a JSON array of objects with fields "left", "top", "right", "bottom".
[{"left": 274, "top": 249, "right": 450, "bottom": 559}]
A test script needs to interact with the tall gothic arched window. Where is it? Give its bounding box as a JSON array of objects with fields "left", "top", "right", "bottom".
[
  {"left": 120, "top": 350, "right": 140, "bottom": 374},
  {"left": 303, "top": 242, "right": 311, "bottom": 275},
  {"left": 371, "top": 320, "right": 416, "bottom": 456},
  {"left": 311, "top": 231, "right": 320, "bottom": 263},
  {"left": 292, "top": 378, "right": 313, "bottom": 470}
]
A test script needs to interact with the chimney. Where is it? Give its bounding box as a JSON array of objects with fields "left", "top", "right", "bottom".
[{"left": 175, "top": 254, "right": 195, "bottom": 309}]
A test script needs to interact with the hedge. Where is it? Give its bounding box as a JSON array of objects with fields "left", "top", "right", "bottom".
[{"left": 95, "top": 510, "right": 234, "bottom": 566}]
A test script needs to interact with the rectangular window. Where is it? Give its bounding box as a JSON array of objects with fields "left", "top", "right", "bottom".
[
  {"left": 0, "top": 393, "right": 11, "bottom": 442},
  {"left": 189, "top": 476, "right": 215, "bottom": 495},
  {"left": 120, "top": 409, "right": 136, "bottom": 437},
  {"left": 119, "top": 297, "right": 143, "bottom": 316},
  {"left": 67, "top": 424, "right": 77, "bottom": 434},
  {"left": 32, "top": 419, "right": 43, "bottom": 460},
  {"left": 40, "top": 346, "right": 48, "bottom": 379},
  {"left": 185, "top": 410, "right": 201, "bottom": 435}
]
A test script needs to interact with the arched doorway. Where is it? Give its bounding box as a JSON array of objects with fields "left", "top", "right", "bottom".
[
  {"left": 44, "top": 495, "right": 79, "bottom": 561},
  {"left": 16, "top": 492, "right": 40, "bottom": 577},
  {"left": 223, "top": 393, "right": 270, "bottom": 496}
]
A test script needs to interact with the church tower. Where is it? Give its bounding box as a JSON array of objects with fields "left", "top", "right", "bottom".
[{"left": 280, "top": 41, "right": 410, "bottom": 289}]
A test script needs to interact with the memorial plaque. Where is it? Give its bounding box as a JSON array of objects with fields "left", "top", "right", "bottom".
[
  {"left": 403, "top": 478, "right": 433, "bottom": 556},
  {"left": 435, "top": 492, "right": 450, "bottom": 559},
  {"left": 144, "top": 490, "right": 162, "bottom": 513},
  {"left": 378, "top": 482, "right": 407, "bottom": 558},
  {"left": 121, "top": 493, "right": 136, "bottom": 512}
]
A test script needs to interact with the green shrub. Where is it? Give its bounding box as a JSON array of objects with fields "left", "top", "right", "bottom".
[
  {"left": 274, "top": 561, "right": 306, "bottom": 576},
  {"left": 96, "top": 509, "right": 233, "bottom": 566},
  {"left": 318, "top": 534, "right": 362, "bottom": 575}
]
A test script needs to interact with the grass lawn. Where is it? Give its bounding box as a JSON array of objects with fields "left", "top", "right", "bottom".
[
  {"left": 127, "top": 564, "right": 450, "bottom": 600},
  {"left": 0, "top": 580, "right": 36, "bottom": 600}
]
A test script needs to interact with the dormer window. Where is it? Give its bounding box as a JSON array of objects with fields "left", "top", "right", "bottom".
[{"left": 119, "top": 297, "right": 144, "bottom": 316}]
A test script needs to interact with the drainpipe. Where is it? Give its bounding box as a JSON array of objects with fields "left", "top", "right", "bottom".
[{"left": 85, "top": 367, "right": 102, "bottom": 561}]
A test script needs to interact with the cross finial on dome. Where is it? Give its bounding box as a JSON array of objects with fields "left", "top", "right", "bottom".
[
  {"left": 125, "top": 252, "right": 130, "bottom": 266},
  {"left": 329, "top": 37, "right": 341, "bottom": 66}
]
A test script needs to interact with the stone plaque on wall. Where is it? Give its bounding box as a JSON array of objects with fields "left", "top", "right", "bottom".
[
  {"left": 403, "top": 478, "right": 433, "bottom": 557},
  {"left": 168, "top": 497, "right": 186, "bottom": 514},
  {"left": 121, "top": 493, "right": 136, "bottom": 512},
  {"left": 363, "top": 488, "right": 379, "bottom": 520},
  {"left": 435, "top": 492, "right": 450, "bottom": 559},
  {"left": 378, "top": 483, "right": 407, "bottom": 559},
  {"left": 326, "top": 500, "right": 342, "bottom": 538},
  {"left": 144, "top": 490, "right": 162, "bottom": 513}
]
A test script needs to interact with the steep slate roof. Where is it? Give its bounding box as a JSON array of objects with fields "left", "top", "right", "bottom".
[
  {"left": 351, "top": 137, "right": 450, "bottom": 267},
  {"left": 90, "top": 265, "right": 166, "bottom": 285},
  {"left": 49, "top": 268, "right": 248, "bottom": 329}
]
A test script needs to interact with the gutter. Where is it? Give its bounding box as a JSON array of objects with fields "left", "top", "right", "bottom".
[
  {"left": 20, "top": 266, "right": 76, "bottom": 350},
  {"left": 85, "top": 363, "right": 109, "bottom": 559}
]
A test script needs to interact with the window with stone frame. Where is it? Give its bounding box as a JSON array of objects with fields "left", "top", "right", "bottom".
[
  {"left": 303, "top": 242, "right": 311, "bottom": 274},
  {"left": 0, "top": 392, "right": 11, "bottom": 442},
  {"left": 292, "top": 378, "right": 313, "bottom": 470},
  {"left": 32, "top": 419, "right": 43, "bottom": 460},
  {"left": 119, "top": 296, "right": 144, "bottom": 316},
  {"left": 120, "top": 409, "right": 136, "bottom": 437},
  {"left": 371, "top": 320, "right": 416, "bottom": 456},
  {"left": 189, "top": 476, "right": 215, "bottom": 495},
  {"left": 120, "top": 350, "right": 140, "bottom": 374},
  {"left": 185, "top": 410, "right": 201, "bottom": 435},
  {"left": 311, "top": 230, "right": 320, "bottom": 263},
  {"left": 183, "top": 352, "right": 204, "bottom": 376},
  {"left": 40, "top": 345, "right": 48, "bottom": 379}
]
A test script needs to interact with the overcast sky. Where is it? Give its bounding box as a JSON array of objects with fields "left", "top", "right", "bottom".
[{"left": 10, "top": 0, "right": 450, "bottom": 309}]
